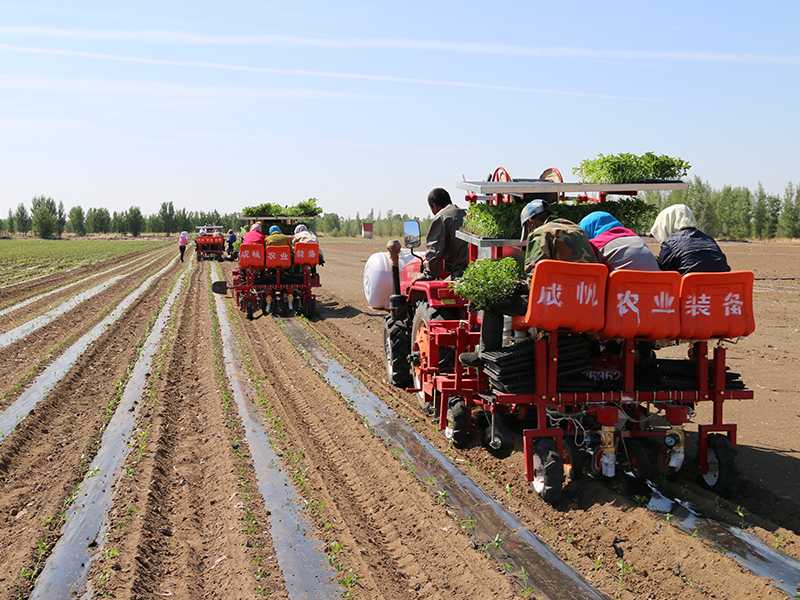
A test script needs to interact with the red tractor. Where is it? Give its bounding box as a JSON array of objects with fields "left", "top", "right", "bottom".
[{"left": 375, "top": 173, "right": 755, "bottom": 502}]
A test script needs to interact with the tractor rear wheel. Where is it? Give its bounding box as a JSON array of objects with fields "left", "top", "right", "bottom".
[
  {"left": 531, "top": 439, "right": 565, "bottom": 503},
  {"left": 562, "top": 438, "right": 587, "bottom": 481},
  {"left": 383, "top": 316, "right": 412, "bottom": 388},
  {"left": 699, "top": 433, "right": 740, "bottom": 496}
]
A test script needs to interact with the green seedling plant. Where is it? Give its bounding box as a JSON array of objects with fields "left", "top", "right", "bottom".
[
  {"left": 735, "top": 505, "right": 747, "bottom": 529},
  {"left": 616, "top": 560, "right": 633, "bottom": 599},
  {"left": 482, "top": 533, "right": 502, "bottom": 553},
  {"left": 562, "top": 535, "right": 574, "bottom": 561},
  {"left": 775, "top": 533, "right": 785, "bottom": 549},
  {"left": 590, "top": 558, "right": 602, "bottom": 580},
  {"left": 460, "top": 516, "right": 476, "bottom": 532}
]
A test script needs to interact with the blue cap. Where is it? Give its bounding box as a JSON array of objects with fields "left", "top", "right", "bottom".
[
  {"left": 269, "top": 225, "right": 281, "bottom": 234},
  {"left": 519, "top": 200, "right": 549, "bottom": 241}
]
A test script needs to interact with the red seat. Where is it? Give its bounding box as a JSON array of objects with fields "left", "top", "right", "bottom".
[
  {"left": 522, "top": 260, "right": 607, "bottom": 332},
  {"left": 679, "top": 271, "right": 755, "bottom": 339},
  {"left": 238, "top": 244, "right": 265, "bottom": 268},
  {"left": 601, "top": 270, "right": 682, "bottom": 340},
  {"left": 265, "top": 245, "right": 292, "bottom": 268},
  {"left": 294, "top": 242, "right": 320, "bottom": 266}
]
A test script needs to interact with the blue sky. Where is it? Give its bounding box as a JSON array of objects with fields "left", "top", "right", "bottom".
[{"left": 1, "top": 1, "right": 798, "bottom": 220}]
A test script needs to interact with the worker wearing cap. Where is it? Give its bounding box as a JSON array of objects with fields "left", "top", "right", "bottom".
[{"left": 460, "top": 200, "right": 597, "bottom": 367}]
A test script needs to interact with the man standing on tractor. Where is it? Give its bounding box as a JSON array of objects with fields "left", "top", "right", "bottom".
[
  {"left": 459, "top": 199, "right": 598, "bottom": 367},
  {"left": 420, "top": 188, "right": 469, "bottom": 280}
]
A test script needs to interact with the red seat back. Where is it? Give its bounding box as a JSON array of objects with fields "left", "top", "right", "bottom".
[
  {"left": 522, "top": 260, "right": 607, "bottom": 332},
  {"left": 602, "top": 270, "right": 682, "bottom": 340},
  {"left": 679, "top": 271, "right": 755, "bottom": 339},
  {"left": 238, "top": 244, "right": 265, "bottom": 268},
  {"left": 294, "top": 242, "right": 320, "bottom": 266},
  {"left": 265, "top": 245, "right": 292, "bottom": 268}
]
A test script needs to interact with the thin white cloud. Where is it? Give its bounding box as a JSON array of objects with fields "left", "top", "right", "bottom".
[
  {"left": 0, "top": 72, "right": 393, "bottom": 100},
  {"left": 0, "top": 44, "right": 662, "bottom": 101},
  {"left": 1, "top": 25, "right": 800, "bottom": 64}
]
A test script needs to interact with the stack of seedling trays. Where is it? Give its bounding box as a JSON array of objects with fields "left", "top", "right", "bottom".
[
  {"left": 482, "top": 338, "right": 538, "bottom": 394},
  {"left": 634, "top": 358, "right": 745, "bottom": 391},
  {"left": 481, "top": 335, "right": 595, "bottom": 394}
]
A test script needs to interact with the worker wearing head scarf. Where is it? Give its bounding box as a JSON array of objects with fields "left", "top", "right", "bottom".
[
  {"left": 578, "top": 211, "right": 658, "bottom": 271},
  {"left": 265, "top": 224, "right": 293, "bottom": 253},
  {"left": 242, "top": 222, "right": 266, "bottom": 246},
  {"left": 650, "top": 204, "right": 729, "bottom": 274},
  {"left": 179, "top": 231, "right": 188, "bottom": 262}
]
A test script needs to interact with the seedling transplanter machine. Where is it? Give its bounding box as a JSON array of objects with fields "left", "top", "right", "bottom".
[
  {"left": 212, "top": 215, "right": 321, "bottom": 319},
  {"left": 373, "top": 173, "right": 755, "bottom": 503},
  {"left": 195, "top": 225, "right": 226, "bottom": 261}
]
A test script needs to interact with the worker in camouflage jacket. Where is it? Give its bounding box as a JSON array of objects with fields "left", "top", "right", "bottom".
[
  {"left": 523, "top": 203, "right": 597, "bottom": 276},
  {"left": 460, "top": 200, "right": 597, "bottom": 367}
]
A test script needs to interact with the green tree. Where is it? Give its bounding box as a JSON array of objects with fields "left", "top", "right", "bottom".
[
  {"left": 778, "top": 183, "right": 800, "bottom": 238},
  {"left": 685, "top": 176, "right": 718, "bottom": 237},
  {"left": 751, "top": 184, "right": 767, "bottom": 239},
  {"left": 6, "top": 208, "right": 14, "bottom": 234},
  {"left": 14, "top": 203, "right": 31, "bottom": 234},
  {"left": 94, "top": 207, "right": 111, "bottom": 234},
  {"left": 112, "top": 210, "right": 128, "bottom": 234},
  {"left": 159, "top": 201, "right": 175, "bottom": 236},
  {"left": 31, "top": 195, "right": 58, "bottom": 239},
  {"left": 127, "top": 206, "right": 144, "bottom": 237},
  {"left": 56, "top": 201, "right": 66, "bottom": 237},
  {"left": 766, "top": 192, "right": 782, "bottom": 239},
  {"left": 68, "top": 206, "right": 86, "bottom": 236}
]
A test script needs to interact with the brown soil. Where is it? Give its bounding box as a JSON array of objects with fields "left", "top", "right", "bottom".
[{"left": 0, "top": 238, "right": 798, "bottom": 600}]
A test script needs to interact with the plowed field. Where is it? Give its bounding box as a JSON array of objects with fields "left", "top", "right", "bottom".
[{"left": 0, "top": 237, "right": 798, "bottom": 600}]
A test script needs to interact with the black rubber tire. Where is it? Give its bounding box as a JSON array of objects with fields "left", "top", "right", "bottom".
[
  {"left": 383, "top": 316, "right": 412, "bottom": 388},
  {"left": 245, "top": 298, "right": 254, "bottom": 320},
  {"left": 259, "top": 297, "right": 267, "bottom": 315},
  {"left": 303, "top": 296, "right": 315, "bottom": 319},
  {"left": 445, "top": 397, "right": 470, "bottom": 448},
  {"left": 531, "top": 439, "right": 565, "bottom": 503},
  {"left": 562, "top": 438, "right": 586, "bottom": 481},
  {"left": 620, "top": 438, "right": 651, "bottom": 481},
  {"left": 481, "top": 422, "right": 514, "bottom": 458},
  {"left": 699, "top": 433, "right": 740, "bottom": 496}
]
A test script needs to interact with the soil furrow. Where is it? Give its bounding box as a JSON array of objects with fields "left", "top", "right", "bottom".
[
  {"left": 235, "top": 311, "right": 522, "bottom": 599},
  {"left": 0, "top": 244, "right": 171, "bottom": 313},
  {"left": 0, "top": 254, "right": 183, "bottom": 599},
  {"left": 302, "top": 283, "right": 798, "bottom": 600},
  {"left": 86, "top": 262, "right": 286, "bottom": 599},
  {"left": 0, "top": 252, "right": 176, "bottom": 410}
]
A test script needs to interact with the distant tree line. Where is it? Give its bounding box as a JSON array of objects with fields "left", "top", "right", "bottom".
[
  {"left": 0, "top": 199, "right": 242, "bottom": 239},
  {"left": 2, "top": 177, "right": 799, "bottom": 241},
  {"left": 641, "top": 176, "right": 800, "bottom": 239},
  {"left": 316, "top": 208, "right": 434, "bottom": 238}
]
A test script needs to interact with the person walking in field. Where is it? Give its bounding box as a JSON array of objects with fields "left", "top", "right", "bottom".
[{"left": 179, "top": 231, "right": 188, "bottom": 262}]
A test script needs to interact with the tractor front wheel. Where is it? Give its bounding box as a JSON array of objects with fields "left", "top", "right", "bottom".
[{"left": 383, "top": 316, "right": 412, "bottom": 388}]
